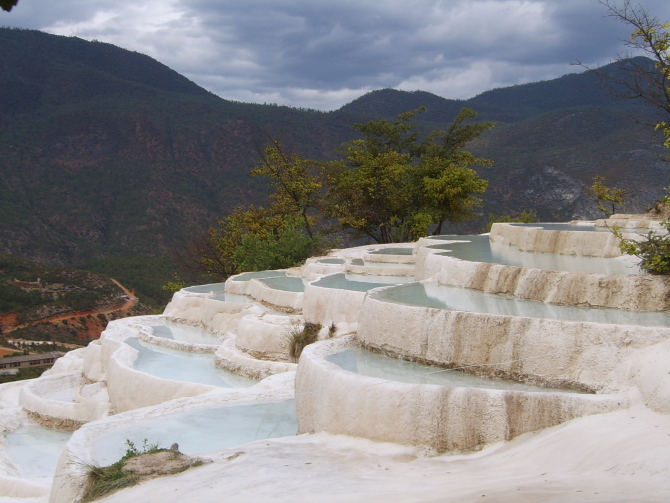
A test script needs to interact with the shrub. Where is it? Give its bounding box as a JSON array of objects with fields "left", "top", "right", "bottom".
[
  {"left": 616, "top": 221, "right": 670, "bottom": 274},
  {"left": 82, "top": 439, "right": 166, "bottom": 502},
  {"left": 286, "top": 322, "right": 321, "bottom": 362}
]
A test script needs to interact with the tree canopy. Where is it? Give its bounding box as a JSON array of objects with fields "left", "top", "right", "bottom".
[
  {"left": 323, "top": 107, "right": 493, "bottom": 243},
  {"left": 180, "top": 141, "right": 329, "bottom": 278},
  {"left": 187, "top": 107, "right": 493, "bottom": 278},
  {"left": 584, "top": 173, "right": 630, "bottom": 217}
]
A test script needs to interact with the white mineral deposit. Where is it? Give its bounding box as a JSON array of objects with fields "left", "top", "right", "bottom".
[{"left": 1, "top": 218, "right": 669, "bottom": 503}]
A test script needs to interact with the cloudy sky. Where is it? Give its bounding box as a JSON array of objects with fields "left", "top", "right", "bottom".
[{"left": 2, "top": 0, "right": 670, "bottom": 110}]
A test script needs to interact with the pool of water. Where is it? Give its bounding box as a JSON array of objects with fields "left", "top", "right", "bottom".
[
  {"left": 312, "top": 273, "right": 412, "bottom": 292},
  {"left": 428, "top": 234, "right": 640, "bottom": 275},
  {"left": 350, "top": 259, "right": 415, "bottom": 269},
  {"left": 428, "top": 234, "right": 483, "bottom": 241},
  {"left": 318, "top": 258, "right": 345, "bottom": 264},
  {"left": 326, "top": 348, "right": 582, "bottom": 393},
  {"left": 369, "top": 248, "right": 414, "bottom": 255},
  {"left": 232, "top": 270, "right": 286, "bottom": 282},
  {"left": 259, "top": 276, "right": 306, "bottom": 292},
  {"left": 5, "top": 426, "right": 72, "bottom": 478},
  {"left": 211, "top": 293, "right": 254, "bottom": 303},
  {"left": 183, "top": 283, "right": 227, "bottom": 294},
  {"left": 91, "top": 400, "right": 297, "bottom": 466},
  {"left": 510, "top": 222, "right": 608, "bottom": 232},
  {"left": 150, "top": 322, "right": 222, "bottom": 346},
  {"left": 125, "top": 338, "right": 257, "bottom": 387},
  {"left": 373, "top": 282, "right": 670, "bottom": 327}
]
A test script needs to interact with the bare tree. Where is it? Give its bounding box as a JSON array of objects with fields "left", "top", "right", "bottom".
[{"left": 588, "top": 1, "right": 670, "bottom": 145}]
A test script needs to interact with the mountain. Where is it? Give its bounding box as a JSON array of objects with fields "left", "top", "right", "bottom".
[{"left": 0, "top": 28, "right": 668, "bottom": 278}]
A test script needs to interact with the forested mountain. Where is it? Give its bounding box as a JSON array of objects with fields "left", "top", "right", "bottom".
[{"left": 0, "top": 28, "right": 668, "bottom": 281}]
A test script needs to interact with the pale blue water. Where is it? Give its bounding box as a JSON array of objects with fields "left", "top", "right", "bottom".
[
  {"left": 259, "top": 276, "right": 306, "bottom": 292},
  {"left": 373, "top": 282, "right": 670, "bottom": 327},
  {"left": 149, "top": 323, "right": 221, "bottom": 345},
  {"left": 326, "top": 349, "right": 582, "bottom": 393},
  {"left": 510, "top": 222, "right": 609, "bottom": 232},
  {"left": 232, "top": 270, "right": 286, "bottom": 282},
  {"left": 5, "top": 426, "right": 72, "bottom": 478},
  {"left": 92, "top": 400, "right": 297, "bottom": 465},
  {"left": 427, "top": 234, "right": 640, "bottom": 275},
  {"left": 369, "top": 247, "right": 414, "bottom": 255},
  {"left": 183, "top": 283, "right": 227, "bottom": 293},
  {"left": 126, "top": 338, "right": 257, "bottom": 387},
  {"left": 312, "top": 273, "right": 412, "bottom": 292}
]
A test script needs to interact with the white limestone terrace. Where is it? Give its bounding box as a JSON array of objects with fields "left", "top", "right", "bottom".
[{"left": 1, "top": 217, "right": 670, "bottom": 502}]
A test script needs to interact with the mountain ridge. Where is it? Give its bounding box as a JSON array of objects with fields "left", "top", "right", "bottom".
[{"left": 0, "top": 28, "right": 667, "bottom": 274}]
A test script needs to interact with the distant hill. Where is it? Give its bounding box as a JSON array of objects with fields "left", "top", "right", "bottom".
[{"left": 0, "top": 28, "right": 668, "bottom": 280}]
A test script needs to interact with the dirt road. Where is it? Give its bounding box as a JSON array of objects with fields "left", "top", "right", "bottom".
[{"left": 0, "top": 279, "right": 139, "bottom": 334}]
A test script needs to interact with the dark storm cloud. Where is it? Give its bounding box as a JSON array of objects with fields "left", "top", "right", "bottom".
[{"left": 2, "top": 0, "right": 670, "bottom": 110}]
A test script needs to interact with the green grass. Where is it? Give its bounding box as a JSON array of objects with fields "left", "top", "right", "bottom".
[{"left": 82, "top": 440, "right": 168, "bottom": 502}]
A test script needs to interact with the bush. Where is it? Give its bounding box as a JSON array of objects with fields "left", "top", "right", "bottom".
[
  {"left": 285, "top": 322, "right": 321, "bottom": 362},
  {"left": 82, "top": 440, "right": 166, "bottom": 502},
  {"left": 616, "top": 221, "right": 670, "bottom": 274}
]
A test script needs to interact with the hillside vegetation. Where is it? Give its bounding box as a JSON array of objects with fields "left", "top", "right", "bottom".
[
  {"left": 0, "top": 28, "right": 668, "bottom": 283},
  {"left": 0, "top": 254, "right": 150, "bottom": 344}
]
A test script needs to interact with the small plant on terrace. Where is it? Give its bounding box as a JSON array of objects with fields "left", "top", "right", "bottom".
[
  {"left": 616, "top": 223, "right": 670, "bottom": 274},
  {"left": 613, "top": 190, "right": 670, "bottom": 275},
  {"left": 81, "top": 439, "right": 167, "bottom": 502},
  {"left": 285, "top": 322, "right": 322, "bottom": 362}
]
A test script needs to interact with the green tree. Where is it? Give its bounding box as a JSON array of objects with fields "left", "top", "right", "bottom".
[
  {"left": 324, "top": 107, "right": 493, "bottom": 243},
  {"left": 584, "top": 174, "right": 630, "bottom": 217},
  {"left": 182, "top": 140, "right": 328, "bottom": 279},
  {"left": 251, "top": 138, "right": 322, "bottom": 238},
  {"left": 617, "top": 222, "right": 670, "bottom": 274},
  {"left": 233, "top": 214, "right": 319, "bottom": 271}
]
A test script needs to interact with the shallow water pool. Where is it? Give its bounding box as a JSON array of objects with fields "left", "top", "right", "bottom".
[
  {"left": 125, "top": 338, "right": 257, "bottom": 387},
  {"left": 259, "top": 276, "right": 306, "bottom": 292},
  {"left": 183, "top": 283, "right": 227, "bottom": 293},
  {"left": 369, "top": 247, "right": 414, "bottom": 255},
  {"left": 5, "top": 426, "right": 72, "bottom": 478},
  {"left": 428, "top": 234, "right": 640, "bottom": 275},
  {"left": 312, "top": 273, "right": 412, "bottom": 292},
  {"left": 326, "top": 348, "right": 582, "bottom": 393},
  {"left": 373, "top": 282, "right": 670, "bottom": 327},
  {"left": 91, "top": 400, "right": 297, "bottom": 465},
  {"left": 232, "top": 270, "right": 286, "bottom": 282},
  {"left": 149, "top": 322, "right": 222, "bottom": 346}
]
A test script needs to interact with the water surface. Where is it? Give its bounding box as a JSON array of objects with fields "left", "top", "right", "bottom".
[
  {"left": 92, "top": 400, "right": 297, "bottom": 465},
  {"left": 373, "top": 282, "right": 670, "bottom": 327},
  {"left": 326, "top": 349, "right": 581, "bottom": 393},
  {"left": 428, "top": 234, "right": 640, "bottom": 275},
  {"left": 126, "top": 338, "right": 257, "bottom": 387},
  {"left": 5, "top": 426, "right": 72, "bottom": 478}
]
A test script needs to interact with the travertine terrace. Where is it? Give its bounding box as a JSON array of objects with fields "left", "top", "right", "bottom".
[{"left": 1, "top": 216, "right": 670, "bottom": 503}]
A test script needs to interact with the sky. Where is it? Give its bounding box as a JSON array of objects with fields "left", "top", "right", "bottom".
[{"left": 2, "top": 0, "right": 670, "bottom": 111}]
